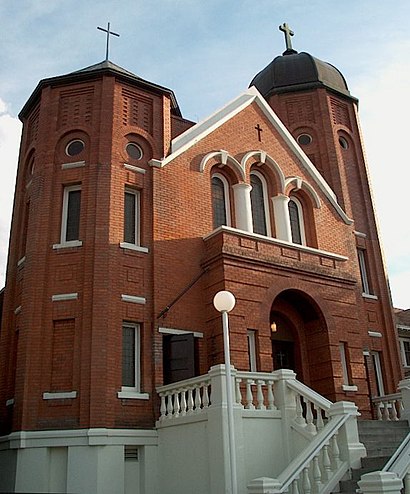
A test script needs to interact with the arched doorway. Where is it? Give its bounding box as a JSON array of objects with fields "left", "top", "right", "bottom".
[{"left": 270, "top": 289, "right": 330, "bottom": 393}]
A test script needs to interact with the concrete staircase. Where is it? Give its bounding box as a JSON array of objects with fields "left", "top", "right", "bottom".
[{"left": 337, "top": 420, "right": 410, "bottom": 494}]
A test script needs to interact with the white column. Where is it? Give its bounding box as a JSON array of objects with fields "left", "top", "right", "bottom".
[
  {"left": 398, "top": 378, "right": 410, "bottom": 422},
  {"left": 271, "top": 195, "right": 292, "bottom": 242},
  {"left": 358, "top": 471, "right": 403, "bottom": 494},
  {"left": 233, "top": 183, "right": 253, "bottom": 232}
]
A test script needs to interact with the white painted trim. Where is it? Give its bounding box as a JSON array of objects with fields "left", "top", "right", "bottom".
[
  {"left": 247, "top": 330, "right": 257, "bottom": 372},
  {"left": 5, "top": 399, "right": 14, "bottom": 406},
  {"left": 398, "top": 325, "right": 410, "bottom": 332},
  {"left": 271, "top": 194, "right": 292, "bottom": 242},
  {"left": 363, "top": 350, "right": 371, "bottom": 356},
  {"left": 339, "top": 342, "right": 350, "bottom": 386},
  {"left": 124, "top": 163, "right": 146, "bottom": 174},
  {"left": 250, "top": 170, "right": 272, "bottom": 237},
  {"left": 342, "top": 385, "right": 358, "bottom": 392},
  {"left": 241, "top": 151, "right": 286, "bottom": 193},
  {"left": 60, "top": 184, "right": 82, "bottom": 244},
  {"left": 51, "top": 293, "right": 78, "bottom": 302},
  {"left": 362, "top": 293, "right": 378, "bottom": 300},
  {"left": 288, "top": 196, "right": 307, "bottom": 246},
  {"left": 400, "top": 338, "right": 410, "bottom": 367},
  {"left": 17, "top": 256, "right": 26, "bottom": 267},
  {"left": 43, "top": 391, "right": 77, "bottom": 400},
  {"left": 61, "top": 161, "right": 85, "bottom": 170},
  {"left": 199, "top": 150, "right": 246, "bottom": 181},
  {"left": 117, "top": 390, "right": 149, "bottom": 400},
  {"left": 203, "top": 225, "right": 348, "bottom": 261},
  {"left": 354, "top": 230, "right": 367, "bottom": 238},
  {"left": 124, "top": 188, "right": 141, "bottom": 246},
  {"left": 371, "top": 351, "right": 385, "bottom": 396},
  {"left": 120, "top": 242, "right": 149, "bottom": 253},
  {"left": 212, "top": 173, "right": 232, "bottom": 227},
  {"left": 233, "top": 182, "right": 253, "bottom": 232},
  {"left": 368, "top": 331, "right": 383, "bottom": 338},
  {"left": 53, "top": 240, "right": 83, "bottom": 249},
  {"left": 159, "top": 327, "right": 204, "bottom": 338},
  {"left": 14, "top": 306, "right": 22, "bottom": 315},
  {"left": 151, "top": 86, "right": 353, "bottom": 225},
  {"left": 121, "top": 295, "right": 146, "bottom": 304},
  {"left": 285, "top": 176, "right": 321, "bottom": 209}
]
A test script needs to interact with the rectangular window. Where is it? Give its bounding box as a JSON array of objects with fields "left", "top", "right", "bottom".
[
  {"left": 371, "top": 351, "right": 385, "bottom": 396},
  {"left": 61, "top": 185, "right": 81, "bottom": 243},
  {"left": 122, "top": 323, "right": 140, "bottom": 391},
  {"left": 339, "top": 342, "right": 351, "bottom": 385},
  {"left": 400, "top": 339, "right": 410, "bottom": 367},
  {"left": 357, "top": 249, "right": 373, "bottom": 295},
  {"left": 124, "top": 189, "right": 140, "bottom": 245},
  {"left": 247, "top": 330, "right": 257, "bottom": 372}
]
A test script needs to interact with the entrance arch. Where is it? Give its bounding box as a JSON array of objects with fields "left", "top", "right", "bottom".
[{"left": 270, "top": 289, "right": 330, "bottom": 394}]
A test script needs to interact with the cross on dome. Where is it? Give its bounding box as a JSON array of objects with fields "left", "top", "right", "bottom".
[
  {"left": 279, "top": 23, "right": 297, "bottom": 55},
  {"left": 97, "top": 22, "right": 120, "bottom": 61}
]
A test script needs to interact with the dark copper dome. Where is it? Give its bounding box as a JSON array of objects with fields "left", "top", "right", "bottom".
[{"left": 250, "top": 51, "right": 353, "bottom": 100}]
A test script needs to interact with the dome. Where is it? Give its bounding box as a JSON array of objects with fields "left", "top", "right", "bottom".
[{"left": 250, "top": 51, "right": 353, "bottom": 100}]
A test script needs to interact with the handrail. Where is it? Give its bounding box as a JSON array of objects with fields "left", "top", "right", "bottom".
[
  {"left": 287, "top": 378, "right": 333, "bottom": 411},
  {"left": 277, "top": 414, "right": 350, "bottom": 492},
  {"left": 373, "top": 392, "right": 402, "bottom": 404},
  {"left": 157, "top": 372, "right": 210, "bottom": 394},
  {"left": 383, "top": 431, "right": 410, "bottom": 478}
]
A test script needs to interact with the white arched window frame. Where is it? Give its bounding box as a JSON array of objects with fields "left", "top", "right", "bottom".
[
  {"left": 211, "top": 172, "right": 232, "bottom": 228},
  {"left": 250, "top": 170, "right": 272, "bottom": 237},
  {"left": 288, "top": 196, "right": 306, "bottom": 245}
]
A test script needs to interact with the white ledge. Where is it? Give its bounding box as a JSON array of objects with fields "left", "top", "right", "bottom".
[
  {"left": 204, "top": 226, "right": 348, "bottom": 261},
  {"left": 117, "top": 390, "right": 150, "bottom": 400},
  {"left": 61, "top": 161, "right": 86, "bottom": 170},
  {"left": 6, "top": 398, "right": 14, "bottom": 406},
  {"left": 52, "top": 293, "right": 78, "bottom": 302},
  {"left": 17, "top": 256, "right": 26, "bottom": 267},
  {"left": 342, "top": 385, "right": 358, "bottom": 392},
  {"left": 362, "top": 293, "right": 378, "bottom": 300},
  {"left": 43, "top": 391, "right": 77, "bottom": 400},
  {"left": 120, "top": 242, "right": 149, "bottom": 253},
  {"left": 121, "top": 294, "right": 146, "bottom": 304},
  {"left": 354, "top": 231, "right": 367, "bottom": 238},
  {"left": 148, "top": 159, "right": 163, "bottom": 168},
  {"left": 53, "top": 240, "right": 83, "bottom": 250},
  {"left": 124, "top": 163, "right": 146, "bottom": 174},
  {"left": 159, "top": 327, "right": 203, "bottom": 338},
  {"left": 14, "top": 306, "right": 22, "bottom": 315},
  {"left": 368, "top": 331, "right": 383, "bottom": 338}
]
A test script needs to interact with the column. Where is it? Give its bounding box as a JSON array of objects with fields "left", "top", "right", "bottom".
[
  {"left": 271, "top": 195, "right": 292, "bottom": 242},
  {"left": 233, "top": 183, "right": 253, "bottom": 232}
]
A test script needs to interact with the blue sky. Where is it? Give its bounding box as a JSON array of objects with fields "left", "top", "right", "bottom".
[{"left": 0, "top": 0, "right": 409, "bottom": 308}]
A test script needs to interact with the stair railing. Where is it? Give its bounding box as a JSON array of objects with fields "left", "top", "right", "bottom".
[{"left": 372, "top": 393, "right": 404, "bottom": 421}]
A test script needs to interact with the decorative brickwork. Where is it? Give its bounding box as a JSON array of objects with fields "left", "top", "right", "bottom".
[
  {"left": 122, "top": 87, "right": 153, "bottom": 133},
  {"left": 57, "top": 87, "right": 94, "bottom": 128},
  {"left": 330, "top": 97, "right": 351, "bottom": 129},
  {"left": 286, "top": 97, "right": 315, "bottom": 124}
]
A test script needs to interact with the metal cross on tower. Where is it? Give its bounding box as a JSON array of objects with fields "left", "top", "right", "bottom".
[
  {"left": 97, "top": 22, "right": 120, "bottom": 61},
  {"left": 279, "top": 23, "right": 297, "bottom": 54}
]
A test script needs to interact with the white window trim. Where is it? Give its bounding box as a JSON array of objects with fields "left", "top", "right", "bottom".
[
  {"left": 357, "top": 249, "right": 373, "bottom": 296},
  {"left": 212, "top": 172, "right": 231, "bottom": 227},
  {"left": 247, "top": 330, "right": 257, "bottom": 372},
  {"left": 371, "top": 351, "right": 385, "bottom": 397},
  {"left": 119, "top": 323, "right": 145, "bottom": 398},
  {"left": 400, "top": 338, "right": 410, "bottom": 368},
  {"left": 288, "top": 196, "right": 306, "bottom": 245},
  {"left": 119, "top": 242, "right": 149, "bottom": 253},
  {"left": 250, "top": 170, "right": 272, "bottom": 237},
  {"left": 124, "top": 188, "right": 141, "bottom": 246},
  {"left": 60, "top": 184, "right": 81, "bottom": 245},
  {"left": 339, "top": 342, "right": 350, "bottom": 387},
  {"left": 158, "top": 327, "right": 203, "bottom": 338}
]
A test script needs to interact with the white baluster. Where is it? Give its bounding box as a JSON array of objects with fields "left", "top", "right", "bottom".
[
  {"left": 167, "top": 393, "right": 174, "bottom": 418},
  {"left": 376, "top": 402, "right": 382, "bottom": 420},
  {"left": 202, "top": 383, "right": 210, "bottom": 408},
  {"left": 292, "top": 477, "right": 300, "bottom": 494},
  {"left": 391, "top": 399, "right": 398, "bottom": 421},
  {"left": 330, "top": 433, "right": 341, "bottom": 469},
  {"left": 315, "top": 405, "right": 324, "bottom": 431},
  {"left": 302, "top": 466, "right": 311, "bottom": 494},
  {"left": 322, "top": 444, "right": 332, "bottom": 481},
  {"left": 398, "top": 399, "right": 404, "bottom": 420},
  {"left": 257, "top": 380, "right": 266, "bottom": 410},
  {"left": 187, "top": 388, "right": 194, "bottom": 414},
  {"left": 174, "top": 392, "right": 180, "bottom": 417},
  {"left": 404, "top": 472, "right": 410, "bottom": 494},
  {"left": 382, "top": 401, "right": 390, "bottom": 421},
  {"left": 160, "top": 394, "right": 167, "bottom": 420},
  {"left": 306, "top": 400, "right": 316, "bottom": 433},
  {"left": 180, "top": 389, "right": 187, "bottom": 416},
  {"left": 312, "top": 455, "right": 321, "bottom": 493},
  {"left": 295, "top": 394, "right": 306, "bottom": 426},
  {"left": 236, "top": 378, "right": 243, "bottom": 406},
  {"left": 194, "top": 386, "right": 202, "bottom": 411},
  {"left": 267, "top": 380, "right": 275, "bottom": 410},
  {"left": 246, "top": 379, "right": 255, "bottom": 410}
]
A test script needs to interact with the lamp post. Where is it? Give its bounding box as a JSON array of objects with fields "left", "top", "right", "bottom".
[{"left": 213, "top": 290, "right": 237, "bottom": 494}]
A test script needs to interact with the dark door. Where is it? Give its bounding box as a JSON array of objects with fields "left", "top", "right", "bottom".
[
  {"left": 272, "top": 340, "right": 295, "bottom": 371},
  {"left": 163, "top": 333, "right": 195, "bottom": 385}
]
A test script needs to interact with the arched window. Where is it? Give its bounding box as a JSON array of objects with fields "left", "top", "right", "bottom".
[
  {"left": 250, "top": 171, "right": 270, "bottom": 236},
  {"left": 288, "top": 197, "right": 306, "bottom": 245},
  {"left": 211, "top": 173, "right": 231, "bottom": 228}
]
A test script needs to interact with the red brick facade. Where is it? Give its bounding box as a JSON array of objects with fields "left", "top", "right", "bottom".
[{"left": 0, "top": 56, "right": 402, "bottom": 435}]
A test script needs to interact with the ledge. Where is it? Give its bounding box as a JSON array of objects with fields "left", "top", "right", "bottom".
[
  {"left": 51, "top": 293, "right": 78, "bottom": 302},
  {"left": 117, "top": 390, "right": 150, "bottom": 400},
  {"left": 120, "top": 242, "right": 149, "bottom": 253},
  {"left": 342, "top": 385, "right": 358, "bottom": 392},
  {"left": 368, "top": 331, "right": 382, "bottom": 338},
  {"left": 123, "top": 163, "right": 146, "bottom": 174},
  {"left": 43, "top": 391, "right": 77, "bottom": 400},
  {"left": 362, "top": 293, "right": 378, "bottom": 301},
  {"left": 53, "top": 240, "right": 83, "bottom": 250},
  {"left": 121, "top": 294, "right": 146, "bottom": 304},
  {"left": 17, "top": 256, "right": 26, "bottom": 267},
  {"left": 61, "top": 160, "right": 85, "bottom": 170}
]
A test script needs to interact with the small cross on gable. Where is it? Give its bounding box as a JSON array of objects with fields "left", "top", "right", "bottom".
[{"left": 255, "top": 124, "right": 263, "bottom": 142}]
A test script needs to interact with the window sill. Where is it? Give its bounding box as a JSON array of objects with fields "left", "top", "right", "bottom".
[
  {"left": 17, "top": 256, "right": 26, "bottom": 267},
  {"left": 342, "top": 385, "right": 358, "bottom": 392},
  {"left": 120, "top": 242, "right": 149, "bottom": 253},
  {"left": 43, "top": 391, "right": 77, "bottom": 400},
  {"left": 362, "top": 293, "right": 378, "bottom": 300},
  {"left": 117, "top": 390, "right": 149, "bottom": 400},
  {"left": 53, "top": 240, "right": 83, "bottom": 250}
]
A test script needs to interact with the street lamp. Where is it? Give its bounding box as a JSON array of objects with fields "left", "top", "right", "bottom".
[{"left": 213, "top": 290, "right": 237, "bottom": 494}]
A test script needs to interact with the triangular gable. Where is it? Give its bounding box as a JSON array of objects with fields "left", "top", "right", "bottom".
[{"left": 150, "top": 86, "right": 353, "bottom": 225}]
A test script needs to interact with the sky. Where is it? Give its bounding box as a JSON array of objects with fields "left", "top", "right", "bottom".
[{"left": 0, "top": 0, "right": 409, "bottom": 308}]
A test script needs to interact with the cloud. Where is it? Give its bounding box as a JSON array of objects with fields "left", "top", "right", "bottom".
[{"left": 0, "top": 99, "right": 21, "bottom": 287}]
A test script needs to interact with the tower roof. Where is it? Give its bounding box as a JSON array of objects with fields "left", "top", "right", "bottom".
[
  {"left": 20, "top": 60, "right": 182, "bottom": 119},
  {"left": 249, "top": 51, "right": 354, "bottom": 100}
]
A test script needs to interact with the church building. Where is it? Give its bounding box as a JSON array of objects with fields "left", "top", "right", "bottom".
[{"left": 0, "top": 24, "right": 402, "bottom": 493}]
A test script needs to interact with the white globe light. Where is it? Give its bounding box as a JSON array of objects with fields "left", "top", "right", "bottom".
[{"left": 213, "top": 290, "right": 236, "bottom": 313}]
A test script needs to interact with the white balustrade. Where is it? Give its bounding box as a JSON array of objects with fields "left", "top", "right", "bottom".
[
  {"left": 373, "top": 393, "right": 403, "bottom": 421},
  {"left": 235, "top": 371, "right": 278, "bottom": 410},
  {"left": 158, "top": 378, "right": 211, "bottom": 420}
]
